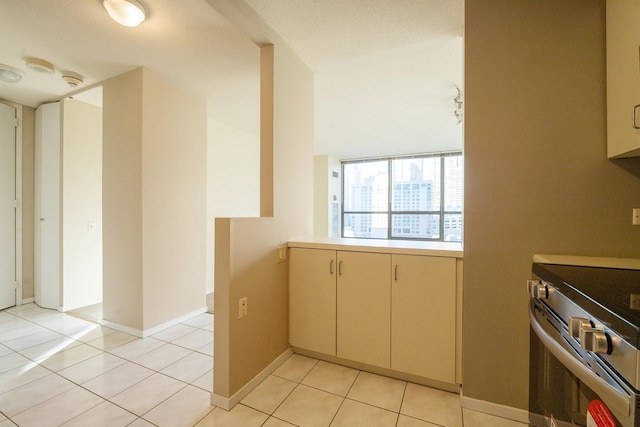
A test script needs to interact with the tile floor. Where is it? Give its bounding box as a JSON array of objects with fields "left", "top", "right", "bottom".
[{"left": 0, "top": 304, "right": 529, "bottom": 426}]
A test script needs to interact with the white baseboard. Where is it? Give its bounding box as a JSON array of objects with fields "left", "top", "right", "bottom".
[
  {"left": 101, "top": 319, "right": 144, "bottom": 337},
  {"left": 22, "top": 297, "right": 34, "bottom": 304},
  {"left": 102, "top": 306, "right": 208, "bottom": 338},
  {"left": 460, "top": 395, "right": 531, "bottom": 424},
  {"left": 60, "top": 300, "right": 102, "bottom": 313},
  {"left": 211, "top": 347, "right": 294, "bottom": 410}
]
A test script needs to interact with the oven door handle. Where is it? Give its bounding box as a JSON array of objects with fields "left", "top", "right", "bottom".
[{"left": 529, "top": 304, "right": 630, "bottom": 419}]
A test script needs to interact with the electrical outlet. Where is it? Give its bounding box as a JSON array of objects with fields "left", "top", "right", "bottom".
[
  {"left": 631, "top": 294, "right": 640, "bottom": 310},
  {"left": 238, "top": 297, "right": 248, "bottom": 319},
  {"left": 633, "top": 208, "right": 640, "bottom": 226}
]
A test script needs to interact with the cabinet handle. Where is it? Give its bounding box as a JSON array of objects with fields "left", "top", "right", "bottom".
[
  {"left": 338, "top": 260, "right": 343, "bottom": 276},
  {"left": 633, "top": 105, "right": 640, "bottom": 129},
  {"left": 330, "top": 259, "right": 334, "bottom": 275},
  {"left": 394, "top": 265, "right": 398, "bottom": 281}
]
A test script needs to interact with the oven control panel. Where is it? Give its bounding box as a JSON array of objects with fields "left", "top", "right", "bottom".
[
  {"left": 527, "top": 279, "right": 549, "bottom": 299},
  {"left": 569, "top": 317, "right": 613, "bottom": 355},
  {"left": 529, "top": 276, "right": 640, "bottom": 392}
]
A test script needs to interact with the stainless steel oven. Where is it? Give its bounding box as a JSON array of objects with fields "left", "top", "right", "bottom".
[{"left": 528, "top": 255, "right": 640, "bottom": 427}]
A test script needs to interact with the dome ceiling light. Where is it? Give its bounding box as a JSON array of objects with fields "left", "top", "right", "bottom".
[
  {"left": 0, "top": 64, "right": 24, "bottom": 83},
  {"left": 25, "top": 58, "right": 55, "bottom": 74},
  {"left": 103, "top": 0, "right": 146, "bottom": 27}
]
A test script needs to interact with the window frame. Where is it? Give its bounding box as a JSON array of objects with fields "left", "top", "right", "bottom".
[{"left": 341, "top": 152, "right": 463, "bottom": 242}]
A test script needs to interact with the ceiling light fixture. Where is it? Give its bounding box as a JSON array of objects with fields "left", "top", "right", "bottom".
[
  {"left": 453, "top": 87, "right": 463, "bottom": 125},
  {"left": 25, "top": 58, "right": 55, "bottom": 74},
  {"left": 0, "top": 64, "right": 24, "bottom": 83},
  {"left": 103, "top": 0, "right": 146, "bottom": 27}
]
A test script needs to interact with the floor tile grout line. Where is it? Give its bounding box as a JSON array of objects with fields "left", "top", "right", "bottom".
[
  {"left": 244, "top": 375, "right": 300, "bottom": 418},
  {"left": 326, "top": 394, "right": 347, "bottom": 427},
  {"left": 10, "top": 312, "right": 109, "bottom": 347},
  {"left": 3, "top": 343, "right": 201, "bottom": 426},
  {"left": 342, "top": 368, "right": 361, "bottom": 398},
  {"left": 341, "top": 395, "right": 403, "bottom": 417},
  {"left": 45, "top": 377, "right": 141, "bottom": 427},
  {"left": 260, "top": 413, "right": 298, "bottom": 427},
  {"left": 119, "top": 379, "right": 190, "bottom": 422},
  {"left": 2, "top": 357, "right": 144, "bottom": 425},
  {"left": 13, "top": 322, "right": 213, "bottom": 395},
  {"left": 0, "top": 313, "right": 220, "bottom": 425},
  {"left": 276, "top": 362, "right": 410, "bottom": 414},
  {"left": 30, "top": 362, "right": 159, "bottom": 419},
  {"left": 0, "top": 311, "right": 70, "bottom": 343},
  {"left": 1, "top": 306, "right": 215, "bottom": 426},
  {"left": 256, "top": 357, "right": 463, "bottom": 427},
  {"left": 2, "top": 370, "right": 95, "bottom": 421},
  {"left": 8, "top": 306, "right": 212, "bottom": 350},
  {"left": 191, "top": 405, "right": 217, "bottom": 427},
  {"left": 398, "top": 379, "right": 408, "bottom": 418}
]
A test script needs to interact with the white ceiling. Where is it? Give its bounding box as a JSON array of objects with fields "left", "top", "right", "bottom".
[
  {"left": 0, "top": 0, "right": 463, "bottom": 160},
  {"left": 0, "top": 0, "right": 260, "bottom": 135}
]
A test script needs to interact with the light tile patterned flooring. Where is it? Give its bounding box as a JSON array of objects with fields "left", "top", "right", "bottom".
[{"left": 0, "top": 304, "right": 528, "bottom": 426}]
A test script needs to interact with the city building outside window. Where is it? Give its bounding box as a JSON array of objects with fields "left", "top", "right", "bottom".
[{"left": 342, "top": 153, "right": 463, "bottom": 242}]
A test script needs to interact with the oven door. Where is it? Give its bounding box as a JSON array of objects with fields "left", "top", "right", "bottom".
[{"left": 529, "top": 299, "right": 638, "bottom": 427}]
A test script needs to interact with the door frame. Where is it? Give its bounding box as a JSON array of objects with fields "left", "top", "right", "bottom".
[{"left": 0, "top": 100, "right": 23, "bottom": 307}]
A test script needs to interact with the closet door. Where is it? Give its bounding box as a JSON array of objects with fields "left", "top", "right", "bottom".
[
  {"left": 34, "top": 102, "right": 61, "bottom": 309},
  {"left": 0, "top": 102, "right": 16, "bottom": 310}
]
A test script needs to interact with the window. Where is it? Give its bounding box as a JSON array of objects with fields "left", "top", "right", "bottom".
[{"left": 342, "top": 153, "right": 463, "bottom": 242}]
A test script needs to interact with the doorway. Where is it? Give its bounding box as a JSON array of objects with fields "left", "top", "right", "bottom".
[{"left": 0, "top": 102, "right": 16, "bottom": 310}]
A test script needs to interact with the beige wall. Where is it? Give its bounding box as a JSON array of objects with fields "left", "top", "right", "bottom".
[
  {"left": 206, "top": 117, "right": 260, "bottom": 293},
  {"left": 214, "top": 43, "right": 314, "bottom": 398},
  {"left": 62, "top": 99, "right": 103, "bottom": 311},
  {"left": 21, "top": 107, "right": 35, "bottom": 301},
  {"left": 313, "top": 155, "right": 341, "bottom": 238},
  {"left": 464, "top": 0, "right": 640, "bottom": 410},
  {"left": 103, "top": 69, "right": 144, "bottom": 329},
  {"left": 141, "top": 70, "right": 207, "bottom": 329},
  {"left": 103, "top": 68, "right": 207, "bottom": 333},
  {"left": 313, "top": 156, "right": 329, "bottom": 237}
]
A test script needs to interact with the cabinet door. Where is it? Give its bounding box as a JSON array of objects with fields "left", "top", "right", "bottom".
[
  {"left": 337, "top": 251, "right": 391, "bottom": 368},
  {"left": 607, "top": 1, "right": 640, "bottom": 158},
  {"left": 391, "top": 255, "right": 456, "bottom": 383},
  {"left": 289, "top": 248, "right": 337, "bottom": 355}
]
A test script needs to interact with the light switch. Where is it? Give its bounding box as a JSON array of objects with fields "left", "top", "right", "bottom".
[{"left": 277, "top": 245, "right": 287, "bottom": 263}]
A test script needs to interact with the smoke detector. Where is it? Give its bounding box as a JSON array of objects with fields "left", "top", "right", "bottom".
[
  {"left": 62, "top": 72, "right": 84, "bottom": 88},
  {"left": 25, "top": 58, "right": 54, "bottom": 74}
]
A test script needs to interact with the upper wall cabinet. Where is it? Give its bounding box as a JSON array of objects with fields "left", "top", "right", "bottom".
[{"left": 607, "top": 0, "right": 640, "bottom": 158}]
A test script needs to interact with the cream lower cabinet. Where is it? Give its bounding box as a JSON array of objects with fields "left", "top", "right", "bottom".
[
  {"left": 289, "top": 248, "right": 390, "bottom": 367},
  {"left": 336, "top": 251, "right": 391, "bottom": 369},
  {"left": 289, "top": 246, "right": 457, "bottom": 383},
  {"left": 289, "top": 248, "right": 337, "bottom": 355},
  {"left": 391, "top": 254, "right": 456, "bottom": 383}
]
